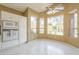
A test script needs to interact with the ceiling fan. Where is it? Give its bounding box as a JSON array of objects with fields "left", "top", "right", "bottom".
[{"left": 46, "top": 5, "right": 64, "bottom": 14}]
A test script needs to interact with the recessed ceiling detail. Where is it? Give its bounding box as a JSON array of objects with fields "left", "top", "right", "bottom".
[{"left": 0, "top": 3, "right": 52, "bottom": 12}]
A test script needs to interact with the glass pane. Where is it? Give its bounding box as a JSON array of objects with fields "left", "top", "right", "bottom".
[
  {"left": 74, "top": 29, "right": 78, "bottom": 38},
  {"left": 47, "top": 15, "right": 64, "bottom": 35},
  {"left": 70, "top": 11, "right": 78, "bottom": 38},
  {"left": 39, "top": 18, "right": 44, "bottom": 33},
  {"left": 40, "top": 29, "right": 44, "bottom": 33},
  {"left": 74, "top": 13, "right": 77, "bottom": 28},
  {"left": 31, "top": 16, "right": 37, "bottom": 33},
  {"left": 56, "top": 15, "right": 64, "bottom": 35},
  {"left": 31, "top": 29, "right": 36, "bottom": 33},
  {"left": 40, "top": 18, "right": 44, "bottom": 28}
]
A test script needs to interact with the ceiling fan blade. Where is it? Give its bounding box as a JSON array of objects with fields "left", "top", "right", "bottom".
[
  {"left": 55, "top": 9, "right": 64, "bottom": 11},
  {"left": 55, "top": 6, "right": 64, "bottom": 10}
]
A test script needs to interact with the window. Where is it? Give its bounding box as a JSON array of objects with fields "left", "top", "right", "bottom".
[
  {"left": 31, "top": 16, "right": 37, "bottom": 33},
  {"left": 39, "top": 18, "right": 44, "bottom": 33},
  {"left": 47, "top": 15, "right": 64, "bottom": 35},
  {"left": 70, "top": 9, "right": 78, "bottom": 38}
]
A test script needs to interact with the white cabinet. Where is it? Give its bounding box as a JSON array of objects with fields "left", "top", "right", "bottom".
[
  {"left": 2, "top": 30, "right": 19, "bottom": 42},
  {"left": 1, "top": 11, "right": 19, "bottom": 22},
  {"left": 19, "top": 16, "right": 27, "bottom": 44},
  {"left": 2, "top": 40, "right": 19, "bottom": 49},
  {"left": 1, "top": 11, "right": 19, "bottom": 42},
  {"left": 3, "top": 21, "right": 18, "bottom": 29},
  {"left": 0, "top": 42, "right": 2, "bottom": 50},
  {"left": 0, "top": 41, "right": 1, "bottom": 50},
  {"left": 0, "top": 11, "right": 27, "bottom": 50}
]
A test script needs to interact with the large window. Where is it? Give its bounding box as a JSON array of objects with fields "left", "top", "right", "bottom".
[
  {"left": 39, "top": 18, "right": 44, "bottom": 33},
  {"left": 31, "top": 16, "right": 37, "bottom": 33},
  {"left": 70, "top": 9, "right": 78, "bottom": 38},
  {"left": 47, "top": 15, "right": 64, "bottom": 35}
]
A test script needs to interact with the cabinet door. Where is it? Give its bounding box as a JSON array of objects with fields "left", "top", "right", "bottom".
[
  {"left": 1, "top": 11, "right": 19, "bottom": 22},
  {"left": 1, "top": 11, "right": 13, "bottom": 20},
  {"left": 19, "top": 16, "right": 27, "bottom": 44},
  {"left": 0, "top": 42, "right": 1, "bottom": 50},
  {"left": 1, "top": 11, "right": 8, "bottom": 20},
  {"left": 2, "top": 40, "right": 19, "bottom": 49}
]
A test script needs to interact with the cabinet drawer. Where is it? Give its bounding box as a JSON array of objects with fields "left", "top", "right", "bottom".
[{"left": 2, "top": 40, "right": 19, "bottom": 49}]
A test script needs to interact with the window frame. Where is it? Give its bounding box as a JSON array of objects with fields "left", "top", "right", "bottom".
[{"left": 69, "top": 9, "right": 78, "bottom": 39}]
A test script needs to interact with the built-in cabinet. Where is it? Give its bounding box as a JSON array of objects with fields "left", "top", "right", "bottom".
[
  {"left": 0, "top": 11, "right": 27, "bottom": 50},
  {"left": 19, "top": 16, "right": 27, "bottom": 44}
]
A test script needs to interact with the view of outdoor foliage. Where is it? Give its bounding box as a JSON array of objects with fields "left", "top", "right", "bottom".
[{"left": 47, "top": 15, "right": 64, "bottom": 35}]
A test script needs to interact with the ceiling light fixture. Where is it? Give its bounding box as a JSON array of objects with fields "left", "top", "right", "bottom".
[{"left": 46, "top": 4, "right": 64, "bottom": 15}]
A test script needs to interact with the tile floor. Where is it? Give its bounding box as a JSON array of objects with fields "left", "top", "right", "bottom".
[{"left": 0, "top": 39, "right": 79, "bottom": 55}]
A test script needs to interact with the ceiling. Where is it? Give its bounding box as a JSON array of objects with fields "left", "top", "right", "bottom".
[{"left": 1, "top": 3, "right": 52, "bottom": 12}]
